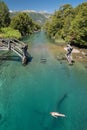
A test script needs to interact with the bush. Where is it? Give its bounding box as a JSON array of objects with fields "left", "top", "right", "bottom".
[{"left": 0, "top": 27, "right": 21, "bottom": 39}]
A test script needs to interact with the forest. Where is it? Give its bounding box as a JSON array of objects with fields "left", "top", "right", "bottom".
[
  {"left": 0, "top": 1, "right": 41, "bottom": 39},
  {"left": 44, "top": 2, "right": 87, "bottom": 47}
]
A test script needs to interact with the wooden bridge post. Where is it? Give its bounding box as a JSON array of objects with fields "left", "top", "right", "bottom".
[
  {"left": 21, "top": 44, "right": 28, "bottom": 65},
  {"left": 8, "top": 40, "right": 11, "bottom": 50},
  {"left": 66, "top": 44, "right": 73, "bottom": 65}
]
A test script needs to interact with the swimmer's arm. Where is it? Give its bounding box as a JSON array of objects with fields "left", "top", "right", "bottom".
[{"left": 50, "top": 113, "right": 58, "bottom": 118}]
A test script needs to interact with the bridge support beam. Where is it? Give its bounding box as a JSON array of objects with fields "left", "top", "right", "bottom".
[
  {"left": 22, "top": 56, "right": 28, "bottom": 65},
  {"left": 21, "top": 44, "right": 28, "bottom": 65},
  {"left": 8, "top": 40, "right": 11, "bottom": 50}
]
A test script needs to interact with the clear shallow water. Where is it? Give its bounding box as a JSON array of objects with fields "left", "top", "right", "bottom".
[{"left": 0, "top": 31, "right": 87, "bottom": 130}]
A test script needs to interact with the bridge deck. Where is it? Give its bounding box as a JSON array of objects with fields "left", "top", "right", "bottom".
[
  {"left": 0, "top": 38, "right": 29, "bottom": 59},
  {"left": 0, "top": 47, "right": 8, "bottom": 51}
]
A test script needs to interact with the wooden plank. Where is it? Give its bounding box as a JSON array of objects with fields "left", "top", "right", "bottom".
[
  {"left": 11, "top": 48, "right": 23, "bottom": 58},
  {"left": 0, "top": 47, "right": 8, "bottom": 51},
  {"left": 65, "top": 54, "right": 73, "bottom": 65}
]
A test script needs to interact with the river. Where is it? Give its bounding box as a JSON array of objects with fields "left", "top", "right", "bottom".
[{"left": 0, "top": 31, "right": 87, "bottom": 130}]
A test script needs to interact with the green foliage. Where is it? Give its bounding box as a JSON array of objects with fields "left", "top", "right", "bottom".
[
  {"left": 10, "top": 12, "right": 41, "bottom": 36},
  {"left": 10, "top": 12, "right": 32, "bottom": 36},
  {"left": 0, "top": 27, "right": 21, "bottom": 39},
  {"left": 0, "top": 1, "right": 10, "bottom": 27},
  {"left": 0, "top": 1, "right": 41, "bottom": 38},
  {"left": 44, "top": 2, "right": 87, "bottom": 47},
  {"left": 32, "top": 22, "right": 41, "bottom": 31},
  {"left": 68, "top": 2, "right": 87, "bottom": 46},
  {"left": 10, "top": 11, "right": 51, "bottom": 25}
]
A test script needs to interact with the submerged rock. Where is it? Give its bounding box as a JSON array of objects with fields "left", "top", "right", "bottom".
[{"left": 40, "top": 58, "right": 47, "bottom": 63}]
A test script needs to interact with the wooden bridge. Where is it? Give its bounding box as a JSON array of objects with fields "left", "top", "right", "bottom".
[
  {"left": 0, "top": 38, "right": 30, "bottom": 65},
  {"left": 65, "top": 54, "right": 73, "bottom": 65}
]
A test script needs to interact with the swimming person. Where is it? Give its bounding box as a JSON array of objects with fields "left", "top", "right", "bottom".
[{"left": 50, "top": 112, "right": 66, "bottom": 118}]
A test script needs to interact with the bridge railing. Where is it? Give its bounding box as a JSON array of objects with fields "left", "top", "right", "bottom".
[{"left": 0, "top": 38, "right": 29, "bottom": 65}]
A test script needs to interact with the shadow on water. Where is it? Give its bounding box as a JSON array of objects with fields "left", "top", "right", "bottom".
[
  {"left": 0, "top": 55, "right": 21, "bottom": 62},
  {"left": 27, "top": 54, "right": 33, "bottom": 63},
  {"left": 0, "top": 54, "right": 33, "bottom": 65},
  {"left": 56, "top": 94, "right": 68, "bottom": 109}
]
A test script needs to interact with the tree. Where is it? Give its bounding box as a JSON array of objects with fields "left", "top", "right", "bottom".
[
  {"left": 45, "top": 2, "right": 87, "bottom": 47},
  {"left": 10, "top": 12, "right": 41, "bottom": 36},
  {"left": 59, "top": 4, "right": 74, "bottom": 39},
  {"left": 0, "top": 1, "right": 10, "bottom": 27},
  {"left": 10, "top": 12, "right": 33, "bottom": 36},
  {"left": 67, "top": 2, "right": 87, "bottom": 46},
  {"left": 33, "top": 22, "right": 41, "bottom": 31},
  {"left": 44, "top": 4, "right": 74, "bottom": 39}
]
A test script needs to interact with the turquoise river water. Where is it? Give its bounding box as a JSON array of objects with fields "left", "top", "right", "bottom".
[{"left": 0, "top": 31, "right": 87, "bottom": 130}]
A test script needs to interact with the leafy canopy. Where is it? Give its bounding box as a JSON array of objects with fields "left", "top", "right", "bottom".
[
  {"left": 0, "top": 1, "right": 10, "bottom": 27},
  {"left": 44, "top": 2, "right": 87, "bottom": 47},
  {"left": 10, "top": 12, "right": 41, "bottom": 36}
]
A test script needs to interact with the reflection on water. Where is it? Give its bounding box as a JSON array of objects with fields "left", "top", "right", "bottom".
[{"left": 0, "top": 31, "right": 87, "bottom": 130}]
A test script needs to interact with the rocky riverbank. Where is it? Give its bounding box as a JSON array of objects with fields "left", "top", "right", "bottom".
[{"left": 48, "top": 43, "right": 87, "bottom": 64}]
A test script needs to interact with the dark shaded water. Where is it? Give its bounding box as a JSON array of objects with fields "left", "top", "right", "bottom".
[{"left": 0, "top": 31, "right": 87, "bottom": 130}]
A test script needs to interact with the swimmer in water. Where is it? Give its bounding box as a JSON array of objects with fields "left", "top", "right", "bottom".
[{"left": 50, "top": 112, "right": 66, "bottom": 118}]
